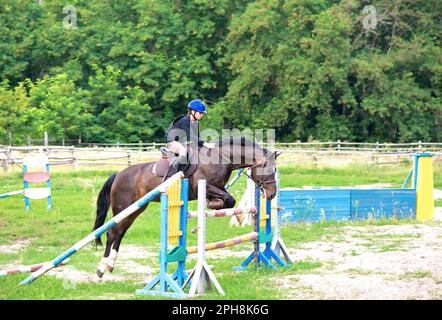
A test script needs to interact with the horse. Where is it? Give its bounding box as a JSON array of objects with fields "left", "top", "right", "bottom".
[{"left": 92, "top": 136, "right": 280, "bottom": 278}]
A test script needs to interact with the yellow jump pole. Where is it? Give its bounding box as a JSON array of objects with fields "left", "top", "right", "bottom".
[{"left": 414, "top": 153, "right": 434, "bottom": 221}]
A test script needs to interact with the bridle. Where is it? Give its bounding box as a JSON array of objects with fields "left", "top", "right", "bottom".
[{"left": 215, "top": 147, "right": 277, "bottom": 193}]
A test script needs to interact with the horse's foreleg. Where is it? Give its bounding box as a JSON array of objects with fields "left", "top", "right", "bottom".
[{"left": 206, "top": 185, "right": 236, "bottom": 209}]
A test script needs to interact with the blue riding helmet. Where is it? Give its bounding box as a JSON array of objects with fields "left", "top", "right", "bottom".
[{"left": 187, "top": 99, "right": 207, "bottom": 114}]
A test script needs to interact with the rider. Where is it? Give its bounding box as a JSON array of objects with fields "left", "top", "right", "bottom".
[{"left": 165, "top": 99, "right": 215, "bottom": 172}]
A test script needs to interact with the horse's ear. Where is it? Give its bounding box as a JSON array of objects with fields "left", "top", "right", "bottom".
[{"left": 275, "top": 151, "right": 282, "bottom": 159}]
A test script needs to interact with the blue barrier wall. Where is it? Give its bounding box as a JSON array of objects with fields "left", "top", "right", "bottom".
[{"left": 279, "top": 188, "right": 416, "bottom": 223}]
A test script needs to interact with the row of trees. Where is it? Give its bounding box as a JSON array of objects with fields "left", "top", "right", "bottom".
[{"left": 0, "top": 0, "right": 441, "bottom": 144}]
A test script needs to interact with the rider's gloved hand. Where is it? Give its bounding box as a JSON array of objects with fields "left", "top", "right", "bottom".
[{"left": 203, "top": 142, "right": 216, "bottom": 149}]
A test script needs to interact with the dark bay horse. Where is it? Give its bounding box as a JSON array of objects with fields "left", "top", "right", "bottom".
[{"left": 93, "top": 136, "right": 280, "bottom": 277}]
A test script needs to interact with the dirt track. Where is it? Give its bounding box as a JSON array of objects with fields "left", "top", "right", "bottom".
[{"left": 277, "top": 223, "right": 442, "bottom": 299}]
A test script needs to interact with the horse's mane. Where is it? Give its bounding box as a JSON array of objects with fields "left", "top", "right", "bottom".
[{"left": 215, "top": 136, "right": 268, "bottom": 154}]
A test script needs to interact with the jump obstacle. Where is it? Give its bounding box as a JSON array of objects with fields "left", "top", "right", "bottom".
[
  {"left": 231, "top": 153, "right": 435, "bottom": 225},
  {"left": 277, "top": 153, "right": 434, "bottom": 223},
  {"left": 182, "top": 179, "right": 225, "bottom": 297},
  {"left": 19, "top": 171, "right": 184, "bottom": 285},
  {"left": 0, "top": 155, "right": 52, "bottom": 210},
  {"left": 23, "top": 155, "right": 52, "bottom": 210},
  {"left": 136, "top": 175, "right": 291, "bottom": 298},
  {"left": 0, "top": 259, "right": 69, "bottom": 277},
  {"left": 226, "top": 169, "right": 293, "bottom": 262}
]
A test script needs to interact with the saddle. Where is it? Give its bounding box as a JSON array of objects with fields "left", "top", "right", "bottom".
[{"left": 152, "top": 146, "right": 197, "bottom": 179}]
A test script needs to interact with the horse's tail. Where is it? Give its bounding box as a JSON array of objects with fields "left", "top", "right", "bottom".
[{"left": 93, "top": 172, "right": 117, "bottom": 246}]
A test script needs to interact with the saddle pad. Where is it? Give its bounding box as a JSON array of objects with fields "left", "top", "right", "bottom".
[{"left": 152, "top": 158, "right": 171, "bottom": 177}]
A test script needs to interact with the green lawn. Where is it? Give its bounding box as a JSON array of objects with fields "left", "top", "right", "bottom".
[{"left": 0, "top": 161, "right": 440, "bottom": 299}]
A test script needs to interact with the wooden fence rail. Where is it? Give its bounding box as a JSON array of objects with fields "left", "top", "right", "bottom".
[{"left": 1, "top": 142, "right": 441, "bottom": 172}]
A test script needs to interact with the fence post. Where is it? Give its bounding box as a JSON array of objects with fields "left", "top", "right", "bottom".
[
  {"left": 127, "top": 151, "right": 132, "bottom": 167},
  {"left": 337, "top": 139, "right": 341, "bottom": 152},
  {"left": 71, "top": 146, "right": 78, "bottom": 170},
  {"left": 2, "top": 154, "right": 7, "bottom": 173},
  {"left": 7, "top": 147, "right": 12, "bottom": 171},
  {"left": 3, "top": 147, "right": 11, "bottom": 173},
  {"left": 44, "top": 131, "right": 49, "bottom": 154},
  {"left": 313, "top": 154, "right": 319, "bottom": 167},
  {"left": 376, "top": 141, "right": 380, "bottom": 164}
]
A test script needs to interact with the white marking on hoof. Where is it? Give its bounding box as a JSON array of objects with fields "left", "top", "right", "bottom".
[
  {"left": 106, "top": 249, "right": 118, "bottom": 272},
  {"left": 97, "top": 257, "right": 109, "bottom": 276}
]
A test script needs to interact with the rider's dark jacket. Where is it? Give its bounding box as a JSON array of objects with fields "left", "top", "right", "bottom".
[{"left": 165, "top": 114, "right": 204, "bottom": 147}]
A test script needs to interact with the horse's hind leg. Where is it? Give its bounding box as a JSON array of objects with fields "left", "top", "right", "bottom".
[
  {"left": 96, "top": 202, "right": 143, "bottom": 278},
  {"left": 106, "top": 209, "right": 144, "bottom": 273},
  {"left": 97, "top": 227, "right": 118, "bottom": 278}
]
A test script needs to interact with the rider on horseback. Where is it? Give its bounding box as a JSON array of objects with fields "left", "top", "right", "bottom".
[{"left": 165, "top": 99, "right": 215, "bottom": 173}]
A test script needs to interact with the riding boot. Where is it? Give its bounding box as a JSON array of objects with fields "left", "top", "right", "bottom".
[
  {"left": 171, "top": 157, "right": 181, "bottom": 172},
  {"left": 168, "top": 156, "right": 186, "bottom": 175}
]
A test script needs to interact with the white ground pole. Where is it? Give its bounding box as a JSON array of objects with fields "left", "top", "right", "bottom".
[
  {"left": 230, "top": 169, "right": 255, "bottom": 226},
  {"left": 271, "top": 170, "right": 294, "bottom": 264},
  {"left": 183, "top": 179, "right": 225, "bottom": 297},
  {"left": 0, "top": 190, "right": 24, "bottom": 199}
]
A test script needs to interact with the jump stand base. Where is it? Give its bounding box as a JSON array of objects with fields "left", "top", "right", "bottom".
[
  {"left": 172, "top": 263, "right": 189, "bottom": 287},
  {"left": 272, "top": 238, "right": 294, "bottom": 265},
  {"left": 136, "top": 273, "right": 187, "bottom": 299},
  {"left": 183, "top": 261, "right": 224, "bottom": 297},
  {"left": 236, "top": 248, "right": 286, "bottom": 271}
]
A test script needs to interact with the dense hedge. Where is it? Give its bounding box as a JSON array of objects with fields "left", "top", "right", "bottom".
[{"left": 0, "top": 0, "right": 440, "bottom": 144}]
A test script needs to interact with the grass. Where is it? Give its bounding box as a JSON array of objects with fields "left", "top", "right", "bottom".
[
  {"left": 352, "top": 233, "right": 421, "bottom": 240},
  {"left": 0, "top": 161, "right": 440, "bottom": 300},
  {"left": 398, "top": 271, "right": 433, "bottom": 280},
  {"left": 344, "top": 268, "right": 375, "bottom": 275}
]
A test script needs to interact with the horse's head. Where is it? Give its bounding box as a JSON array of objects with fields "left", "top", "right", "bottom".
[
  {"left": 214, "top": 136, "right": 282, "bottom": 200},
  {"left": 250, "top": 150, "right": 282, "bottom": 200}
]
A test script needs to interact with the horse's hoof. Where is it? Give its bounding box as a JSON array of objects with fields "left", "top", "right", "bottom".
[
  {"left": 96, "top": 269, "right": 104, "bottom": 278},
  {"left": 107, "top": 266, "right": 114, "bottom": 273},
  {"left": 208, "top": 199, "right": 224, "bottom": 210}
]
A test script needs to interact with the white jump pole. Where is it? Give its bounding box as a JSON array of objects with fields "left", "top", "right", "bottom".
[
  {"left": 0, "top": 190, "right": 24, "bottom": 199},
  {"left": 187, "top": 207, "right": 256, "bottom": 218},
  {"left": 230, "top": 169, "right": 255, "bottom": 226},
  {"left": 184, "top": 179, "right": 224, "bottom": 297}
]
